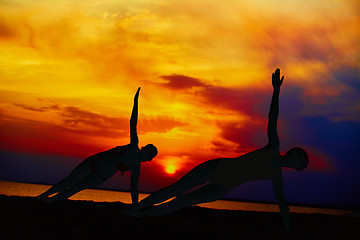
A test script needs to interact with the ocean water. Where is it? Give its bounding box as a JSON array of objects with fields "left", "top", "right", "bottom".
[{"left": 0, "top": 181, "right": 352, "bottom": 215}]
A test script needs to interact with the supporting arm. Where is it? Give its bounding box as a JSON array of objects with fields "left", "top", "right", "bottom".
[
  {"left": 131, "top": 166, "right": 140, "bottom": 204},
  {"left": 272, "top": 175, "right": 291, "bottom": 231}
]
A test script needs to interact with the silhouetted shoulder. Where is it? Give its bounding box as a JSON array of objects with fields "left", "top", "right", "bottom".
[
  {"left": 91, "top": 144, "right": 135, "bottom": 160},
  {"left": 262, "top": 144, "right": 280, "bottom": 153},
  {"left": 111, "top": 144, "right": 134, "bottom": 156}
]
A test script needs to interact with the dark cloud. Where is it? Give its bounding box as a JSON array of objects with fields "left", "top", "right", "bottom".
[
  {"left": 61, "top": 106, "right": 127, "bottom": 130},
  {"left": 329, "top": 66, "right": 360, "bottom": 120},
  {"left": 301, "top": 116, "right": 360, "bottom": 170},
  {"left": 210, "top": 140, "right": 236, "bottom": 154},
  {"left": 333, "top": 65, "right": 360, "bottom": 93},
  {"left": 278, "top": 111, "right": 360, "bottom": 173},
  {"left": 13, "top": 102, "right": 128, "bottom": 132},
  {"left": 160, "top": 74, "right": 207, "bottom": 90},
  {"left": 288, "top": 65, "right": 360, "bottom": 121},
  {"left": 15, "top": 103, "right": 60, "bottom": 112}
]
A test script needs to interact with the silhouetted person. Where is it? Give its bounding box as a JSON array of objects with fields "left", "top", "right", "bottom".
[
  {"left": 37, "top": 87, "right": 157, "bottom": 203},
  {"left": 125, "top": 69, "right": 308, "bottom": 231}
]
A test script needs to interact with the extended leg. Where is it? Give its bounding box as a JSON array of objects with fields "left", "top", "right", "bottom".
[
  {"left": 138, "top": 184, "right": 230, "bottom": 216},
  {"left": 135, "top": 159, "right": 218, "bottom": 210},
  {"left": 36, "top": 177, "right": 73, "bottom": 200},
  {"left": 46, "top": 174, "right": 104, "bottom": 202},
  {"left": 37, "top": 159, "right": 91, "bottom": 200}
]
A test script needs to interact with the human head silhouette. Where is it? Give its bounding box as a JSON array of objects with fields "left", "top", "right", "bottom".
[
  {"left": 283, "top": 147, "right": 308, "bottom": 171},
  {"left": 139, "top": 144, "right": 158, "bottom": 162}
]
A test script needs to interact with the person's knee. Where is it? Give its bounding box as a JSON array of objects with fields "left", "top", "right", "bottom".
[
  {"left": 164, "top": 181, "right": 187, "bottom": 195},
  {"left": 202, "top": 192, "right": 221, "bottom": 203},
  {"left": 203, "top": 185, "right": 228, "bottom": 202}
]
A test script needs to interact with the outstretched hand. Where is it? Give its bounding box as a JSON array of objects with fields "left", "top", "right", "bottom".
[
  {"left": 272, "top": 68, "right": 284, "bottom": 89},
  {"left": 134, "top": 87, "right": 140, "bottom": 101}
]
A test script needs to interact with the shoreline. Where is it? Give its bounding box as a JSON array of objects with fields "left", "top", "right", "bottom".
[
  {"left": 1, "top": 194, "right": 359, "bottom": 240},
  {"left": 0, "top": 180, "right": 357, "bottom": 215}
]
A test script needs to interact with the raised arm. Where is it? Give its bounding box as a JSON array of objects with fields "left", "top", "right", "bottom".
[
  {"left": 130, "top": 87, "right": 140, "bottom": 145},
  {"left": 267, "top": 68, "right": 284, "bottom": 149}
]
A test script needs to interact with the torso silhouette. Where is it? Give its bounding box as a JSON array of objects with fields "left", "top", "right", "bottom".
[
  {"left": 209, "top": 147, "right": 281, "bottom": 188},
  {"left": 87, "top": 143, "right": 140, "bottom": 179}
]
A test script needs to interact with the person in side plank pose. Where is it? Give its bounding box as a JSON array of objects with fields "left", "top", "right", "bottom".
[
  {"left": 37, "top": 87, "right": 157, "bottom": 204},
  {"left": 126, "top": 69, "right": 308, "bottom": 232}
]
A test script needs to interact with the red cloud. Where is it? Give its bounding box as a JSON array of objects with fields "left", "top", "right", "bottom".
[
  {"left": 308, "top": 148, "right": 335, "bottom": 172},
  {"left": 201, "top": 85, "right": 268, "bottom": 117},
  {"left": 216, "top": 119, "right": 267, "bottom": 152},
  {"left": 2, "top": 102, "right": 188, "bottom": 158},
  {"left": 156, "top": 73, "right": 274, "bottom": 158},
  {"left": 0, "top": 116, "right": 104, "bottom": 158},
  {"left": 13, "top": 102, "right": 186, "bottom": 135},
  {"left": 158, "top": 73, "right": 270, "bottom": 117}
]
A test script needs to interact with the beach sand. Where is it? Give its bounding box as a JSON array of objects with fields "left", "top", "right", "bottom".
[{"left": 1, "top": 194, "right": 359, "bottom": 240}]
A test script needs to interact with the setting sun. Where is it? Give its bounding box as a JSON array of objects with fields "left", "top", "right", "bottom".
[
  {"left": 165, "top": 165, "right": 177, "bottom": 175},
  {"left": 158, "top": 156, "right": 185, "bottom": 176}
]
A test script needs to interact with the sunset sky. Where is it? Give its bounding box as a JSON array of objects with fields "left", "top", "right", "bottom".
[{"left": 1, "top": 0, "right": 359, "bottom": 207}]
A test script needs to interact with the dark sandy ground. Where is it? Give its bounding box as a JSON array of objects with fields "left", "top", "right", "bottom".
[{"left": 1, "top": 195, "right": 359, "bottom": 240}]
